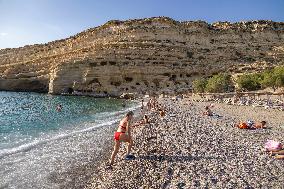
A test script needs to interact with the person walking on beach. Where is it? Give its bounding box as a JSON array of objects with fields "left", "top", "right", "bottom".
[
  {"left": 141, "top": 99, "right": 144, "bottom": 110},
  {"left": 147, "top": 98, "right": 152, "bottom": 111},
  {"left": 110, "top": 111, "right": 135, "bottom": 165}
]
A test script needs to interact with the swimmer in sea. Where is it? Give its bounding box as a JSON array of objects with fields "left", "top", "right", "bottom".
[{"left": 56, "top": 104, "right": 62, "bottom": 112}]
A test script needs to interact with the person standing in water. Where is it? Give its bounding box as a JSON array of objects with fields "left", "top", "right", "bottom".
[
  {"left": 56, "top": 104, "right": 62, "bottom": 112},
  {"left": 110, "top": 111, "right": 135, "bottom": 165},
  {"left": 122, "top": 101, "right": 126, "bottom": 108}
]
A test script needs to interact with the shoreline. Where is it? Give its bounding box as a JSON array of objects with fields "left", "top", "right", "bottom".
[
  {"left": 0, "top": 91, "right": 141, "bottom": 189},
  {"left": 48, "top": 123, "right": 117, "bottom": 189},
  {"left": 47, "top": 106, "right": 143, "bottom": 189},
  {"left": 86, "top": 97, "right": 284, "bottom": 188}
]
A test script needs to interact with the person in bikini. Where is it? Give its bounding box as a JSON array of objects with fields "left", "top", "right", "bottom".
[{"left": 110, "top": 111, "right": 134, "bottom": 165}]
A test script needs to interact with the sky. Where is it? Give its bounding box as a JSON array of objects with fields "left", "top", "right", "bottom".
[{"left": 0, "top": 0, "right": 283, "bottom": 49}]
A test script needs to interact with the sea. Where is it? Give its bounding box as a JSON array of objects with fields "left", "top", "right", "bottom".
[{"left": 0, "top": 91, "right": 139, "bottom": 188}]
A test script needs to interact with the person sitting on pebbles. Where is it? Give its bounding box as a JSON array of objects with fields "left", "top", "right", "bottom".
[
  {"left": 203, "top": 105, "right": 213, "bottom": 116},
  {"left": 133, "top": 115, "right": 150, "bottom": 127},
  {"left": 159, "top": 108, "right": 166, "bottom": 117},
  {"left": 109, "top": 111, "right": 135, "bottom": 165}
]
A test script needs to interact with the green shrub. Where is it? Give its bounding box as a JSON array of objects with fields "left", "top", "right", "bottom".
[
  {"left": 192, "top": 78, "right": 207, "bottom": 93},
  {"left": 260, "top": 68, "right": 284, "bottom": 90},
  {"left": 205, "top": 73, "right": 232, "bottom": 93},
  {"left": 260, "top": 71, "right": 275, "bottom": 89},
  {"left": 237, "top": 66, "right": 284, "bottom": 91},
  {"left": 236, "top": 73, "right": 262, "bottom": 91},
  {"left": 192, "top": 66, "right": 284, "bottom": 93},
  {"left": 272, "top": 66, "right": 284, "bottom": 88}
]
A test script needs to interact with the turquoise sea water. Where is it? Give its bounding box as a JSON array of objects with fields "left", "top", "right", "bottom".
[
  {"left": 0, "top": 91, "right": 139, "bottom": 188},
  {"left": 0, "top": 92, "right": 130, "bottom": 150}
]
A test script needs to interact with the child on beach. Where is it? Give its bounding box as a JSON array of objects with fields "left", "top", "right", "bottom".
[{"left": 109, "top": 111, "right": 135, "bottom": 165}]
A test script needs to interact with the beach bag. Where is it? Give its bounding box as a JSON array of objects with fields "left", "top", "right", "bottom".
[
  {"left": 239, "top": 122, "right": 249, "bottom": 129},
  {"left": 264, "top": 140, "right": 282, "bottom": 151}
]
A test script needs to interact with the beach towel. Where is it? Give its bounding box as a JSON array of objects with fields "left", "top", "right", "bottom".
[
  {"left": 238, "top": 122, "right": 249, "bottom": 129},
  {"left": 264, "top": 140, "right": 282, "bottom": 151}
]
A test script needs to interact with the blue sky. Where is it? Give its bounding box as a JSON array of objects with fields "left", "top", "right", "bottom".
[{"left": 0, "top": 0, "right": 283, "bottom": 49}]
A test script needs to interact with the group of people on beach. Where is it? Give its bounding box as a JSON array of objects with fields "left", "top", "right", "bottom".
[
  {"left": 203, "top": 103, "right": 284, "bottom": 160},
  {"left": 147, "top": 97, "right": 166, "bottom": 117},
  {"left": 109, "top": 97, "right": 165, "bottom": 165},
  {"left": 203, "top": 104, "right": 267, "bottom": 129},
  {"left": 146, "top": 97, "right": 158, "bottom": 111},
  {"left": 109, "top": 97, "right": 283, "bottom": 165}
]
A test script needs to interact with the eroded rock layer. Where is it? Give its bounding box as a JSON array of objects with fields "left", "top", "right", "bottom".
[{"left": 0, "top": 17, "right": 284, "bottom": 95}]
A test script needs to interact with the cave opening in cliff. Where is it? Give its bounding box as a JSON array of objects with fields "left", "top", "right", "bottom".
[
  {"left": 124, "top": 77, "right": 133, "bottom": 82},
  {"left": 66, "top": 87, "right": 74, "bottom": 94}
]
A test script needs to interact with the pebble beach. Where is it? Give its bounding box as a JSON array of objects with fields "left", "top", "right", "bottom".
[{"left": 86, "top": 97, "right": 284, "bottom": 189}]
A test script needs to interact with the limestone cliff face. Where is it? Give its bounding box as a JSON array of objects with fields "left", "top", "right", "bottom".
[{"left": 0, "top": 17, "right": 284, "bottom": 96}]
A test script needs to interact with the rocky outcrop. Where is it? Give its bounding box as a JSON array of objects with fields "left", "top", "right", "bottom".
[{"left": 0, "top": 17, "right": 284, "bottom": 96}]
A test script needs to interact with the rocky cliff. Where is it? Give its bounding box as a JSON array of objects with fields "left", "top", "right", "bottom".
[{"left": 0, "top": 17, "right": 284, "bottom": 96}]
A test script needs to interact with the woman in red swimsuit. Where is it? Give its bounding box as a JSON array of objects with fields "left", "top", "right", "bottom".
[{"left": 110, "top": 111, "right": 134, "bottom": 165}]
